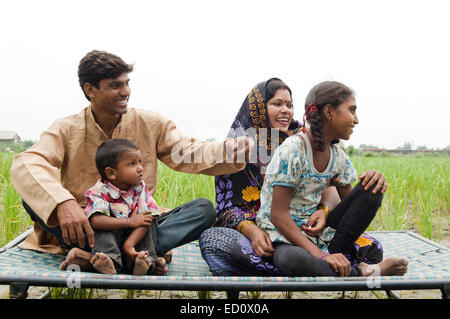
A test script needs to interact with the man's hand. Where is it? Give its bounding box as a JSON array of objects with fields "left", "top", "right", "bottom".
[
  {"left": 57, "top": 199, "right": 95, "bottom": 248},
  {"left": 226, "top": 136, "right": 255, "bottom": 163}
]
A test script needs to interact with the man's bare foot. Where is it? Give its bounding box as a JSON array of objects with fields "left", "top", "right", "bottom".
[
  {"left": 164, "top": 250, "right": 172, "bottom": 264},
  {"left": 150, "top": 257, "right": 168, "bottom": 275},
  {"left": 360, "top": 257, "right": 409, "bottom": 277},
  {"left": 133, "top": 251, "right": 152, "bottom": 275},
  {"left": 59, "top": 248, "right": 92, "bottom": 271},
  {"left": 90, "top": 252, "right": 117, "bottom": 274}
]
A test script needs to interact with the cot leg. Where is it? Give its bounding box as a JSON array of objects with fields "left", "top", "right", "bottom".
[
  {"left": 442, "top": 285, "right": 449, "bottom": 299},
  {"left": 385, "top": 290, "right": 400, "bottom": 299},
  {"left": 9, "top": 282, "right": 29, "bottom": 299},
  {"left": 226, "top": 290, "right": 240, "bottom": 299}
]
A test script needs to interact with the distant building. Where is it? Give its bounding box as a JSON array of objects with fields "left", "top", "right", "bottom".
[{"left": 0, "top": 130, "right": 21, "bottom": 144}]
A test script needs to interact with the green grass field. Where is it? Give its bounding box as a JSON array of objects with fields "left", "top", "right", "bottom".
[{"left": 1, "top": 152, "right": 448, "bottom": 247}]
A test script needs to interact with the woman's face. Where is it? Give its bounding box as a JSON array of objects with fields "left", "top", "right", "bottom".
[{"left": 267, "top": 88, "right": 294, "bottom": 133}]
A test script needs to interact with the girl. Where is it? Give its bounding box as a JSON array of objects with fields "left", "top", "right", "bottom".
[{"left": 256, "top": 81, "right": 408, "bottom": 277}]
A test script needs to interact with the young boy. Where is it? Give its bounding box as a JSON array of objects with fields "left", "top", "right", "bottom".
[{"left": 84, "top": 138, "right": 163, "bottom": 275}]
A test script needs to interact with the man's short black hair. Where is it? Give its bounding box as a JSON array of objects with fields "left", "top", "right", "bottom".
[
  {"left": 78, "top": 50, "right": 134, "bottom": 101},
  {"left": 95, "top": 138, "right": 139, "bottom": 181}
]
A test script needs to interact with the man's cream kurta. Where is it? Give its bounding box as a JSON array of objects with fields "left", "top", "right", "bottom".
[{"left": 11, "top": 106, "right": 245, "bottom": 254}]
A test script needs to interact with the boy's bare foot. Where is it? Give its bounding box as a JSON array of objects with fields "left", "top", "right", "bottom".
[
  {"left": 59, "top": 248, "right": 92, "bottom": 271},
  {"left": 360, "top": 257, "right": 409, "bottom": 276},
  {"left": 133, "top": 251, "right": 152, "bottom": 276},
  {"left": 90, "top": 252, "right": 117, "bottom": 274}
]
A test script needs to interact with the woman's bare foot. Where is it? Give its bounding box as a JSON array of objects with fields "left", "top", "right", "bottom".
[
  {"left": 360, "top": 257, "right": 409, "bottom": 276},
  {"left": 90, "top": 253, "right": 117, "bottom": 274},
  {"left": 133, "top": 251, "right": 152, "bottom": 275},
  {"left": 59, "top": 248, "right": 92, "bottom": 271}
]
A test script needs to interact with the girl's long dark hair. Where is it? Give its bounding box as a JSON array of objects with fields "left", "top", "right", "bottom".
[{"left": 304, "top": 81, "right": 354, "bottom": 151}]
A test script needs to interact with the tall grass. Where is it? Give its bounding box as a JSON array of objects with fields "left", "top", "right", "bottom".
[
  {"left": 351, "top": 155, "right": 449, "bottom": 241},
  {"left": 0, "top": 153, "right": 32, "bottom": 246},
  {"left": 153, "top": 162, "right": 215, "bottom": 209}
]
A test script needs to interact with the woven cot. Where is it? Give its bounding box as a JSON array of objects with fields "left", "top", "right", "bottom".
[{"left": 0, "top": 229, "right": 449, "bottom": 298}]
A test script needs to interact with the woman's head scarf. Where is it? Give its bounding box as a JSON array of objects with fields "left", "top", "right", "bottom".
[{"left": 215, "top": 78, "right": 301, "bottom": 227}]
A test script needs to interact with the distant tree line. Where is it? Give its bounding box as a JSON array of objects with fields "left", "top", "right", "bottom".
[
  {"left": 0, "top": 140, "right": 35, "bottom": 153},
  {"left": 342, "top": 142, "right": 450, "bottom": 157}
]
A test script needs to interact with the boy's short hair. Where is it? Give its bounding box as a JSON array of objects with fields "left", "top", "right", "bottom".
[
  {"left": 95, "top": 138, "right": 139, "bottom": 181},
  {"left": 78, "top": 50, "right": 134, "bottom": 101}
]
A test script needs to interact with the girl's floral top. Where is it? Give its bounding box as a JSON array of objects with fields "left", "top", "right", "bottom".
[{"left": 256, "top": 132, "right": 357, "bottom": 251}]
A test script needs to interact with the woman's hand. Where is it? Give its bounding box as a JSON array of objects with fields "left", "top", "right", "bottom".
[
  {"left": 241, "top": 222, "right": 274, "bottom": 257},
  {"left": 359, "top": 170, "right": 387, "bottom": 194},
  {"left": 322, "top": 253, "right": 351, "bottom": 277},
  {"left": 301, "top": 209, "right": 326, "bottom": 236}
]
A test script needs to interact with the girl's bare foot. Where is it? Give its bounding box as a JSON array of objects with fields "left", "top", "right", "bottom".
[
  {"left": 90, "top": 253, "right": 117, "bottom": 274},
  {"left": 133, "top": 251, "right": 152, "bottom": 275},
  {"left": 59, "top": 248, "right": 92, "bottom": 271},
  {"left": 359, "top": 257, "right": 409, "bottom": 276}
]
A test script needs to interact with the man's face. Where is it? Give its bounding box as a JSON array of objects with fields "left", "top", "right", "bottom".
[{"left": 88, "top": 73, "right": 131, "bottom": 116}]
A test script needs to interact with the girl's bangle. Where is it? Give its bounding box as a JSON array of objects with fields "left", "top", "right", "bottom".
[
  {"left": 239, "top": 220, "right": 256, "bottom": 235},
  {"left": 318, "top": 203, "right": 330, "bottom": 218}
]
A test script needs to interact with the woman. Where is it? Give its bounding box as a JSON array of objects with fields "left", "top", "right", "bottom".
[{"left": 199, "top": 78, "right": 383, "bottom": 276}]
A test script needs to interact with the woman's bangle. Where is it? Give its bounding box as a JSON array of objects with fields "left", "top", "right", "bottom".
[
  {"left": 320, "top": 252, "right": 330, "bottom": 260},
  {"left": 239, "top": 220, "right": 256, "bottom": 235},
  {"left": 318, "top": 203, "right": 330, "bottom": 218}
]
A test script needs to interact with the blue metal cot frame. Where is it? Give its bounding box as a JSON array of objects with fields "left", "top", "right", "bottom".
[{"left": 0, "top": 229, "right": 449, "bottom": 299}]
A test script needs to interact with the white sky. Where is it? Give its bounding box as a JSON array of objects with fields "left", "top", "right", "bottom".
[{"left": 1, "top": 0, "right": 449, "bottom": 149}]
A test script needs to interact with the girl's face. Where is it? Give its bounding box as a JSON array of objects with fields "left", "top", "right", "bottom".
[
  {"left": 107, "top": 149, "right": 144, "bottom": 190},
  {"left": 329, "top": 95, "right": 358, "bottom": 140},
  {"left": 267, "top": 88, "right": 294, "bottom": 133}
]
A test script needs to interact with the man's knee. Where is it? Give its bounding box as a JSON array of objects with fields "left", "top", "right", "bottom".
[{"left": 191, "top": 198, "right": 216, "bottom": 227}]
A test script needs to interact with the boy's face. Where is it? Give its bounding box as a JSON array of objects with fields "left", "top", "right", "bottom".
[
  {"left": 107, "top": 149, "right": 143, "bottom": 190},
  {"left": 86, "top": 73, "right": 131, "bottom": 116}
]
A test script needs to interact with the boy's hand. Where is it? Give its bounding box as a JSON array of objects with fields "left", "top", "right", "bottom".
[
  {"left": 128, "top": 207, "right": 153, "bottom": 228},
  {"left": 128, "top": 212, "right": 153, "bottom": 228},
  {"left": 359, "top": 170, "right": 387, "bottom": 194}
]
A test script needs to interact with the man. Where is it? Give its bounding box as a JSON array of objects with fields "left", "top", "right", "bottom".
[{"left": 11, "top": 50, "right": 250, "bottom": 274}]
